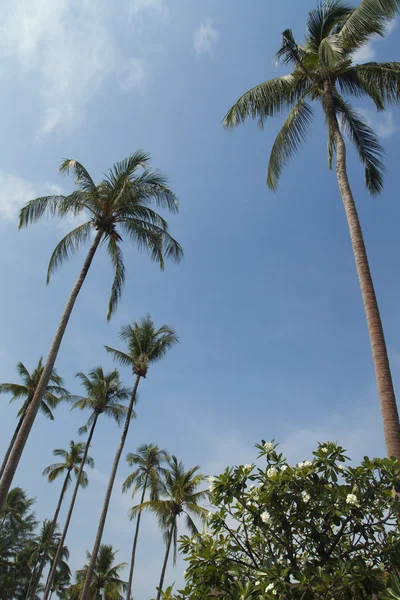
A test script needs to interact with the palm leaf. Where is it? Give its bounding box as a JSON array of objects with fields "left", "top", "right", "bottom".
[
  {"left": 339, "top": 0, "right": 398, "bottom": 52},
  {"left": 46, "top": 221, "right": 93, "bottom": 283},
  {"left": 106, "top": 237, "right": 126, "bottom": 321}
]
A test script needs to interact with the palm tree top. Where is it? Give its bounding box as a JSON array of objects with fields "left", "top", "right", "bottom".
[
  {"left": 72, "top": 367, "right": 132, "bottom": 434},
  {"left": 223, "top": 0, "right": 400, "bottom": 194},
  {"left": 43, "top": 440, "right": 94, "bottom": 489},
  {"left": 18, "top": 153, "right": 184, "bottom": 319},
  {"left": 68, "top": 544, "right": 127, "bottom": 600},
  {"left": 122, "top": 443, "right": 169, "bottom": 497},
  {"left": 105, "top": 314, "right": 179, "bottom": 377},
  {"left": 0, "top": 358, "right": 70, "bottom": 420}
]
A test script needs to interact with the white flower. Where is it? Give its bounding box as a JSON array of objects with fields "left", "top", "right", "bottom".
[
  {"left": 338, "top": 464, "right": 344, "bottom": 470},
  {"left": 302, "top": 491, "right": 310, "bottom": 503},
  {"left": 246, "top": 500, "right": 253, "bottom": 507},
  {"left": 208, "top": 511, "right": 213, "bottom": 518},
  {"left": 281, "top": 465, "right": 288, "bottom": 471},
  {"left": 264, "top": 442, "right": 274, "bottom": 452},
  {"left": 346, "top": 493, "right": 358, "bottom": 505},
  {"left": 272, "top": 590, "right": 277, "bottom": 596},
  {"left": 255, "top": 580, "right": 260, "bottom": 586},
  {"left": 320, "top": 447, "right": 328, "bottom": 453},
  {"left": 265, "top": 583, "right": 275, "bottom": 593},
  {"left": 208, "top": 476, "right": 215, "bottom": 484},
  {"left": 261, "top": 510, "right": 271, "bottom": 524},
  {"left": 303, "top": 461, "right": 312, "bottom": 467},
  {"left": 267, "top": 467, "right": 277, "bottom": 477},
  {"left": 297, "top": 462, "right": 304, "bottom": 468},
  {"left": 244, "top": 464, "right": 252, "bottom": 471},
  {"left": 209, "top": 484, "right": 214, "bottom": 492}
]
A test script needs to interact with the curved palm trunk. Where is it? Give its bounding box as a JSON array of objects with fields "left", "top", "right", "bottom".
[
  {"left": 80, "top": 375, "right": 141, "bottom": 600},
  {"left": 126, "top": 474, "right": 148, "bottom": 600},
  {"left": 0, "top": 405, "right": 28, "bottom": 480},
  {"left": 0, "top": 230, "right": 103, "bottom": 511},
  {"left": 156, "top": 518, "right": 176, "bottom": 600},
  {"left": 25, "top": 559, "right": 39, "bottom": 600},
  {"left": 30, "top": 470, "right": 71, "bottom": 599},
  {"left": 323, "top": 82, "right": 400, "bottom": 459},
  {"left": 43, "top": 415, "right": 99, "bottom": 600}
]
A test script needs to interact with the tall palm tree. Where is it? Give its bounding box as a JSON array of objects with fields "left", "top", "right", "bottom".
[
  {"left": 79, "top": 315, "right": 179, "bottom": 600},
  {"left": 0, "top": 358, "right": 69, "bottom": 479},
  {"left": 24, "top": 521, "right": 70, "bottom": 600},
  {"left": 223, "top": 0, "right": 400, "bottom": 459},
  {"left": 67, "top": 544, "right": 127, "bottom": 600},
  {"left": 43, "top": 368, "right": 131, "bottom": 600},
  {"left": 0, "top": 152, "right": 183, "bottom": 510},
  {"left": 132, "top": 456, "right": 208, "bottom": 600},
  {"left": 33, "top": 441, "right": 93, "bottom": 598},
  {"left": 122, "top": 444, "right": 169, "bottom": 600}
]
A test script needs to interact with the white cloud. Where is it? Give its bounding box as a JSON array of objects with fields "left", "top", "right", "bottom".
[
  {"left": 193, "top": 19, "right": 219, "bottom": 57},
  {"left": 353, "top": 18, "right": 397, "bottom": 64},
  {"left": 117, "top": 57, "right": 149, "bottom": 93},
  {"left": 129, "top": 0, "right": 169, "bottom": 21},
  {"left": 360, "top": 109, "right": 398, "bottom": 138},
  {"left": 0, "top": 0, "right": 149, "bottom": 135}
]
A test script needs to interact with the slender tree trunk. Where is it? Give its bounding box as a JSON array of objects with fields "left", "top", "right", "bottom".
[
  {"left": 80, "top": 375, "right": 141, "bottom": 600},
  {"left": 323, "top": 81, "right": 400, "bottom": 459},
  {"left": 0, "top": 407, "right": 28, "bottom": 480},
  {"left": 157, "top": 518, "right": 176, "bottom": 600},
  {"left": 126, "top": 474, "right": 148, "bottom": 600},
  {"left": 30, "top": 470, "right": 71, "bottom": 599},
  {"left": 0, "top": 230, "right": 103, "bottom": 511},
  {"left": 25, "top": 560, "right": 38, "bottom": 600},
  {"left": 43, "top": 415, "right": 99, "bottom": 600}
]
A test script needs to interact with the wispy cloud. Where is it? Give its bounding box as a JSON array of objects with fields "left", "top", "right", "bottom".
[
  {"left": 360, "top": 109, "right": 398, "bottom": 138},
  {"left": 129, "top": 0, "right": 169, "bottom": 21},
  {"left": 117, "top": 57, "right": 149, "bottom": 93},
  {"left": 0, "top": 0, "right": 150, "bottom": 135},
  {"left": 193, "top": 19, "right": 219, "bottom": 57}
]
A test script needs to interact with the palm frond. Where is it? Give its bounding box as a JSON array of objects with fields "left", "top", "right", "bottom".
[
  {"left": 19, "top": 196, "right": 65, "bottom": 229},
  {"left": 106, "top": 237, "right": 126, "bottom": 321},
  {"left": 336, "top": 68, "right": 385, "bottom": 109},
  {"left": 339, "top": 0, "right": 398, "bottom": 52},
  {"left": 306, "top": 1, "right": 353, "bottom": 51},
  {"left": 353, "top": 62, "right": 400, "bottom": 104},
  {"left": 46, "top": 221, "right": 93, "bottom": 283},
  {"left": 267, "top": 98, "right": 314, "bottom": 190},
  {"left": 275, "top": 29, "right": 306, "bottom": 68},
  {"left": 59, "top": 159, "right": 98, "bottom": 195},
  {"left": 104, "top": 346, "right": 133, "bottom": 368}
]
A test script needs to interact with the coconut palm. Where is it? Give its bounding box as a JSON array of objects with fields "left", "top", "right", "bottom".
[
  {"left": 122, "top": 444, "right": 169, "bottom": 600},
  {"left": 0, "top": 153, "right": 183, "bottom": 510},
  {"left": 67, "top": 544, "right": 127, "bottom": 600},
  {"left": 0, "top": 358, "right": 69, "bottom": 480},
  {"left": 79, "top": 315, "right": 178, "bottom": 600},
  {"left": 132, "top": 456, "right": 208, "bottom": 600},
  {"left": 32, "top": 441, "right": 93, "bottom": 598},
  {"left": 43, "top": 368, "right": 131, "bottom": 600},
  {"left": 0, "top": 486, "right": 35, "bottom": 532},
  {"left": 223, "top": 0, "right": 400, "bottom": 458}
]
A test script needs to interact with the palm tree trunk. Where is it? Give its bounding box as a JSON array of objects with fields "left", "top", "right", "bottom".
[
  {"left": 43, "top": 415, "right": 99, "bottom": 600},
  {"left": 25, "top": 560, "right": 38, "bottom": 600},
  {"left": 0, "top": 406, "right": 28, "bottom": 480},
  {"left": 80, "top": 375, "right": 141, "bottom": 600},
  {"left": 126, "top": 474, "right": 148, "bottom": 600},
  {"left": 0, "top": 230, "right": 103, "bottom": 511},
  {"left": 31, "top": 470, "right": 71, "bottom": 599},
  {"left": 157, "top": 518, "right": 176, "bottom": 600},
  {"left": 323, "top": 82, "right": 400, "bottom": 459}
]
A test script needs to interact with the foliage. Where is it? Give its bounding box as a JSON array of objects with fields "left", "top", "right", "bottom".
[
  {"left": 223, "top": 0, "right": 400, "bottom": 194},
  {"left": 175, "top": 441, "right": 400, "bottom": 600},
  {"left": 66, "top": 544, "right": 127, "bottom": 600},
  {"left": 123, "top": 443, "right": 169, "bottom": 500},
  {"left": 43, "top": 440, "right": 94, "bottom": 489}
]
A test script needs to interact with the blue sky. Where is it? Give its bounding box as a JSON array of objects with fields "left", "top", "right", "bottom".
[{"left": 0, "top": 0, "right": 399, "bottom": 597}]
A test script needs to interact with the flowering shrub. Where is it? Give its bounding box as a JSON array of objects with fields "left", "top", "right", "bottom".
[{"left": 175, "top": 442, "right": 400, "bottom": 600}]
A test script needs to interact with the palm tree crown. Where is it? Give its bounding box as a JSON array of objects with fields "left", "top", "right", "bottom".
[
  {"left": 0, "top": 358, "right": 69, "bottom": 421},
  {"left": 43, "top": 440, "right": 94, "bottom": 489},
  {"left": 123, "top": 444, "right": 169, "bottom": 499},
  {"left": 105, "top": 314, "right": 179, "bottom": 378},
  {"left": 68, "top": 544, "right": 127, "bottom": 600},
  {"left": 19, "top": 152, "right": 183, "bottom": 319},
  {"left": 224, "top": 0, "right": 400, "bottom": 193},
  {"left": 0, "top": 487, "right": 35, "bottom": 531},
  {"left": 73, "top": 367, "right": 132, "bottom": 434}
]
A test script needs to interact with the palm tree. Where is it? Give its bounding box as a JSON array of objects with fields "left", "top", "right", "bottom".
[
  {"left": 0, "top": 153, "right": 183, "bottom": 510},
  {"left": 67, "top": 544, "right": 127, "bottom": 600},
  {"left": 122, "top": 444, "right": 169, "bottom": 600},
  {"left": 0, "top": 486, "right": 34, "bottom": 531},
  {"left": 0, "top": 359, "right": 69, "bottom": 479},
  {"left": 223, "top": 0, "right": 400, "bottom": 458},
  {"left": 79, "top": 315, "right": 178, "bottom": 600},
  {"left": 32, "top": 441, "right": 93, "bottom": 598},
  {"left": 24, "top": 521, "right": 70, "bottom": 600},
  {"left": 43, "top": 368, "right": 131, "bottom": 600},
  {"left": 132, "top": 456, "right": 208, "bottom": 600}
]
